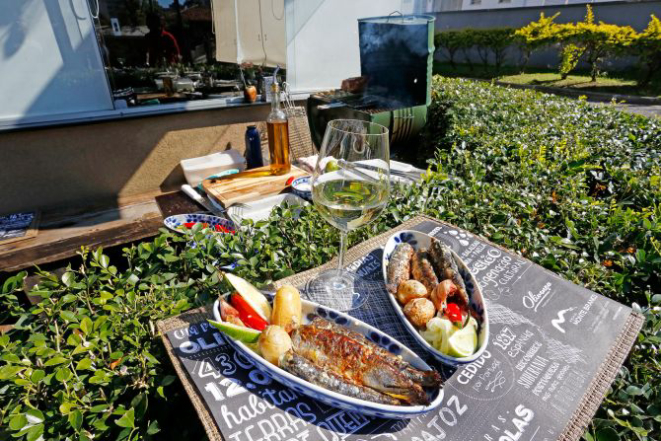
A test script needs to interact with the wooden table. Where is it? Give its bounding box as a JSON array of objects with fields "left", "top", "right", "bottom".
[{"left": 0, "top": 191, "right": 204, "bottom": 274}]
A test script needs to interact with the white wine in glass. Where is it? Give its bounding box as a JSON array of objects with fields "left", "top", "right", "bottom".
[{"left": 306, "top": 119, "right": 390, "bottom": 311}]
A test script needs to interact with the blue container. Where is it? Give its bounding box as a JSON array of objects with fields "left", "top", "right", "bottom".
[{"left": 245, "top": 125, "right": 263, "bottom": 169}]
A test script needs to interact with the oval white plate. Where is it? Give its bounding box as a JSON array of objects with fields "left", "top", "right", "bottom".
[
  {"left": 382, "top": 230, "right": 489, "bottom": 366},
  {"left": 212, "top": 296, "right": 443, "bottom": 419}
]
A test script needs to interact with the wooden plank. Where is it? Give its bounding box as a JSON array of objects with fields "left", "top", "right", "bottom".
[
  {"left": 202, "top": 166, "right": 307, "bottom": 208},
  {"left": 0, "top": 198, "right": 164, "bottom": 273},
  {"left": 155, "top": 190, "right": 207, "bottom": 218}
]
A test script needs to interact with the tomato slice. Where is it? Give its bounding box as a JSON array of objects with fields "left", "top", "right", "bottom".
[
  {"left": 231, "top": 293, "right": 269, "bottom": 331},
  {"left": 183, "top": 222, "right": 209, "bottom": 229},
  {"left": 446, "top": 303, "right": 463, "bottom": 324}
]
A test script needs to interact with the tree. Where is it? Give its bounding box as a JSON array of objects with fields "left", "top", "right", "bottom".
[
  {"left": 634, "top": 14, "right": 661, "bottom": 86},
  {"left": 570, "top": 5, "right": 636, "bottom": 82},
  {"left": 515, "top": 12, "right": 561, "bottom": 72}
]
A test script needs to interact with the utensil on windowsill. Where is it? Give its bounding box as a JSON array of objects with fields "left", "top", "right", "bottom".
[{"left": 181, "top": 184, "right": 228, "bottom": 219}]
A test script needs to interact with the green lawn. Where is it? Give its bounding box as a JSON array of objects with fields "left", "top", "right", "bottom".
[{"left": 433, "top": 61, "right": 661, "bottom": 98}]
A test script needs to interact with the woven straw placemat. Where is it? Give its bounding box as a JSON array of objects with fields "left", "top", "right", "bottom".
[{"left": 157, "top": 215, "right": 643, "bottom": 441}]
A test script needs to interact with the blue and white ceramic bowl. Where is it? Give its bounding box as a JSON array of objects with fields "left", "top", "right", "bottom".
[
  {"left": 163, "top": 213, "right": 236, "bottom": 234},
  {"left": 382, "top": 230, "right": 489, "bottom": 366},
  {"left": 291, "top": 176, "right": 312, "bottom": 201},
  {"left": 212, "top": 296, "right": 443, "bottom": 419}
]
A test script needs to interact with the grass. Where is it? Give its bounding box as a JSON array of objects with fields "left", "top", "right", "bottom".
[{"left": 433, "top": 61, "right": 661, "bottom": 98}]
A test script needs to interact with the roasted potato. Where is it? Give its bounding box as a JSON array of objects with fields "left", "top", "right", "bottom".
[
  {"left": 258, "top": 325, "right": 292, "bottom": 365},
  {"left": 431, "top": 280, "right": 458, "bottom": 310},
  {"left": 397, "top": 280, "right": 429, "bottom": 305},
  {"left": 271, "top": 285, "right": 302, "bottom": 333},
  {"left": 403, "top": 298, "right": 435, "bottom": 328}
]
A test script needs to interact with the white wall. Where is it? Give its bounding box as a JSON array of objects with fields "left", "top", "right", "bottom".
[
  {"left": 459, "top": 0, "right": 620, "bottom": 11},
  {"left": 0, "top": 0, "right": 113, "bottom": 124},
  {"left": 284, "top": 0, "right": 417, "bottom": 93}
]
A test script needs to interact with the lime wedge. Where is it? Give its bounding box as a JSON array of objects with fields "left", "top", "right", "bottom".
[
  {"left": 447, "top": 324, "right": 478, "bottom": 358},
  {"left": 208, "top": 320, "right": 261, "bottom": 343}
]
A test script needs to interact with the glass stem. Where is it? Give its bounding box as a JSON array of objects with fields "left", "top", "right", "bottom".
[{"left": 337, "top": 230, "right": 348, "bottom": 276}]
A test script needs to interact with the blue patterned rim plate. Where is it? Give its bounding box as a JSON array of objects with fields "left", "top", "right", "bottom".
[
  {"left": 212, "top": 296, "right": 444, "bottom": 419},
  {"left": 382, "top": 230, "right": 490, "bottom": 366},
  {"left": 163, "top": 214, "right": 236, "bottom": 235},
  {"left": 290, "top": 176, "right": 312, "bottom": 201}
]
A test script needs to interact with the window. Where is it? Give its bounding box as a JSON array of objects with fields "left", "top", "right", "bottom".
[
  {"left": 470, "top": 0, "right": 482, "bottom": 4},
  {"left": 92, "top": 0, "right": 283, "bottom": 108}
]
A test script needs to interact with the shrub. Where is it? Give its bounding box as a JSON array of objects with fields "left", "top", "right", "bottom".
[
  {"left": 436, "top": 28, "right": 516, "bottom": 72},
  {"left": 2, "top": 78, "right": 660, "bottom": 441},
  {"left": 567, "top": 6, "right": 637, "bottom": 81},
  {"left": 634, "top": 14, "right": 661, "bottom": 86},
  {"left": 481, "top": 28, "right": 516, "bottom": 72},
  {"left": 559, "top": 43, "right": 585, "bottom": 79},
  {"left": 435, "top": 29, "right": 479, "bottom": 72},
  {"left": 435, "top": 30, "right": 466, "bottom": 69},
  {"left": 515, "top": 12, "right": 560, "bottom": 71}
]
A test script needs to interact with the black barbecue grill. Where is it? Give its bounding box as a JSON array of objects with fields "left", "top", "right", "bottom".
[{"left": 307, "top": 14, "right": 435, "bottom": 149}]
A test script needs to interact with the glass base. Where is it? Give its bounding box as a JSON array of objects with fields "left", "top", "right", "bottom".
[{"left": 305, "top": 269, "right": 368, "bottom": 311}]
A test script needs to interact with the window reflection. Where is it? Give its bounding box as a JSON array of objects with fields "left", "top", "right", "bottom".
[{"left": 93, "top": 0, "right": 270, "bottom": 107}]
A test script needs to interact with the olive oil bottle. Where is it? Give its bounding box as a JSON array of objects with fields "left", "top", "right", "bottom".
[{"left": 266, "top": 80, "right": 291, "bottom": 175}]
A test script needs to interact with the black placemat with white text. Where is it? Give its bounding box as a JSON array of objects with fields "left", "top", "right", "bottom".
[{"left": 164, "top": 218, "right": 641, "bottom": 441}]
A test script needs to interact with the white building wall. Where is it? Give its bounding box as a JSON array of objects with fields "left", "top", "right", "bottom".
[{"left": 434, "top": 0, "right": 621, "bottom": 11}]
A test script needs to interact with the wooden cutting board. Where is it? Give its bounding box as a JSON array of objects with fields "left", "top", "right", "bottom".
[{"left": 202, "top": 165, "right": 308, "bottom": 208}]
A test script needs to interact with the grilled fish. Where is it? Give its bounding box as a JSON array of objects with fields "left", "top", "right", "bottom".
[
  {"left": 310, "top": 317, "right": 442, "bottom": 388},
  {"left": 386, "top": 243, "right": 414, "bottom": 294},
  {"left": 411, "top": 250, "right": 439, "bottom": 295},
  {"left": 429, "top": 238, "right": 469, "bottom": 307},
  {"left": 291, "top": 324, "right": 429, "bottom": 405},
  {"left": 279, "top": 350, "right": 401, "bottom": 405}
]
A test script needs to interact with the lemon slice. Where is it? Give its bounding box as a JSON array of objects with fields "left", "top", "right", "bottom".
[
  {"left": 224, "top": 273, "right": 272, "bottom": 321},
  {"left": 208, "top": 320, "right": 261, "bottom": 343},
  {"left": 447, "top": 324, "right": 478, "bottom": 358}
]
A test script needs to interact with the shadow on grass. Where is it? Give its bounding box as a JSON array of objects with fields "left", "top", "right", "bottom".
[{"left": 433, "top": 62, "right": 661, "bottom": 98}]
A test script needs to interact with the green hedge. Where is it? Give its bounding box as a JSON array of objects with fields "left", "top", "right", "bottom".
[
  {"left": 436, "top": 7, "right": 661, "bottom": 83},
  {"left": 1, "top": 77, "right": 660, "bottom": 441},
  {"left": 435, "top": 28, "right": 518, "bottom": 72}
]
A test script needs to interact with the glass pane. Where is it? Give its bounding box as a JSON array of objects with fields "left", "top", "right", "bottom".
[{"left": 92, "top": 0, "right": 279, "bottom": 107}]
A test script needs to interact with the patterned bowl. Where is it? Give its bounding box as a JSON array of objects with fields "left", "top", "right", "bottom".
[
  {"left": 212, "top": 295, "right": 444, "bottom": 418},
  {"left": 163, "top": 214, "right": 235, "bottom": 235},
  {"left": 382, "top": 230, "right": 489, "bottom": 366},
  {"left": 291, "top": 176, "right": 312, "bottom": 201}
]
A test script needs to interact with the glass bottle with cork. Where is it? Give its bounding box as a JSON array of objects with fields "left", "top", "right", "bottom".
[{"left": 266, "top": 66, "right": 290, "bottom": 175}]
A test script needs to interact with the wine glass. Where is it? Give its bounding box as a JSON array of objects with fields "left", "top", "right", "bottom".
[{"left": 306, "top": 119, "right": 390, "bottom": 311}]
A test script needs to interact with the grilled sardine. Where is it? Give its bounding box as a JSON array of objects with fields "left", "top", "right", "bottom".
[
  {"left": 386, "top": 243, "right": 414, "bottom": 294},
  {"left": 279, "top": 351, "right": 401, "bottom": 405},
  {"left": 310, "top": 317, "right": 442, "bottom": 388},
  {"left": 429, "top": 238, "right": 469, "bottom": 307},
  {"left": 411, "top": 250, "right": 439, "bottom": 295},
  {"left": 291, "top": 324, "right": 429, "bottom": 405}
]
